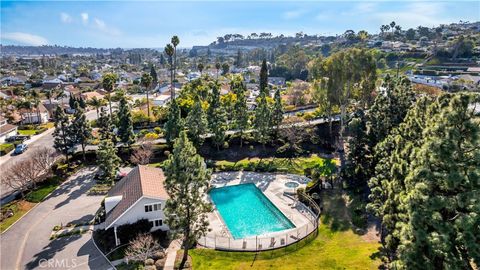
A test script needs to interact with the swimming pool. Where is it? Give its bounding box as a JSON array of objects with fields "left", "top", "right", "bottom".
[{"left": 209, "top": 183, "right": 295, "bottom": 239}]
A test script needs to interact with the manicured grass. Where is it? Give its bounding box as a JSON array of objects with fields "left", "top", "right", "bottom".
[
  {"left": 0, "top": 143, "right": 14, "bottom": 156},
  {"left": 190, "top": 221, "right": 380, "bottom": 270},
  {"left": 0, "top": 200, "right": 36, "bottom": 233},
  {"left": 215, "top": 154, "right": 336, "bottom": 175},
  {"left": 18, "top": 129, "right": 37, "bottom": 136},
  {"left": 25, "top": 177, "right": 61, "bottom": 203}
]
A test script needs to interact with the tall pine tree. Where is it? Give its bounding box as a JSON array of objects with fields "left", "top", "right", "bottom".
[
  {"left": 163, "top": 131, "right": 211, "bottom": 269},
  {"left": 53, "top": 105, "right": 74, "bottom": 164},
  {"left": 71, "top": 102, "right": 92, "bottom": 161},
  {"left": 186, "top": 96, "right": 208, "bottom": 148},
  {"left": 165, "top": 99, "right": 183, "bottom": 144},
  {"left": 117, "top": 96, "right": 135, "bottom": 147}
]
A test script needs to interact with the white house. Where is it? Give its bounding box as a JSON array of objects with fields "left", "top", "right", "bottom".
[
  {"left": 104, "top": 165, "right": 170, "bottom": 245},
  {"left": 0, "top": 116, "right": 17, "bottom": 143},
  {"left": 20, "top": 103, "right": 50, "bottom": 124},
  {"left": 152, "top": 95, "right": 171, "bottom": 107}
]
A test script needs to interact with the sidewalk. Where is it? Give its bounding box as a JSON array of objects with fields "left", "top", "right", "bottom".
[{"left": 163, "top": 239, "right": 181, "bottom": 270}]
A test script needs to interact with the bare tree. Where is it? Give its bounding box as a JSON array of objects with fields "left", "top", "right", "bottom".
[
  {"left": 130, "top": 144, "right": 153, "bottom": 165},
  {"left": 32, "top": 147, "right": 58, "bottom": 174},
  {"left": 1, "top": 160, "right": 40, "bottom": 197},
  {"left": 124, "top": 233, "right": 163, "bottom": 263}
]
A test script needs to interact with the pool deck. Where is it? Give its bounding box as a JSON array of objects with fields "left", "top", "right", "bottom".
[{"left": 201, "top": 171, "right": 317, "bottom": 251}]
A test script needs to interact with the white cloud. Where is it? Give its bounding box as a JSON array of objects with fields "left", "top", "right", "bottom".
[
  {"left": 373, "top": 2, "right": 448, "bottom": 28},
  {"left": 356, "top": 2, "right": 377, "bottom": 13},
  {"left": 81, "top": 12, "right": 89, "bottom": 25},
  {"left": 283, "top": 9, "right": 305, "bottom": 20},
  {"left": 2, "top": 32, "right": 48, "bottom": 46},
  {"left": 60, "top": 12, "right": 72, "bottom": 23},
  {"left": 93, "top": 18, "right": 121, "bottom": 36}
]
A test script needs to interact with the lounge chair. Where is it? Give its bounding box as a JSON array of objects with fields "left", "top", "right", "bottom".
[
  {"left": 242, "top": 241, "right": 247, "bottom": 249},
  {"left": 280, "top": 238, "right": 286, "bottom": 245},
  {"left": 269, "top": 237, "right": 276, "bottom": 248}
]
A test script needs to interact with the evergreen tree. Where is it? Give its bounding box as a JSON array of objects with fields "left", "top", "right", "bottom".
[
  {"left": 185, "top": 97, "right": 208, "bottom": 148},
  {"left": 253, "top": 91, "right": 271, "bottom": 147},
  {"left": 78, "top": 96, "right": 86, "bottom": 109},
  {"left": 163, "top": 132, "right": 211, "bottom": 270},
  {"left": 395, "top": 93, "right": 480, "bottom": 269},
  {"left": 207, "top": 83, "right": 226, "bottom": 150},
  {"left": 69, "top": 95, "right": 76, "bottom": 109},
  {"left": 165, "top": 99, "right": 183, "bottom": 144},
  {"left": 71, "top": 102, "right": 92, "bottom": 161},
  {"left": 117, "top": 96, "right": 135, "bottom": 147},
  {"left": 259, "top": 59, "right": 269, "bottom": 96},
  {"left": 232, "top": 78, "right": 249, "bottom": 147},
  {"left": 97, "top": 107, "right": 116, "bottom": 142},
  {"left": 97, "top": 138, "right": 121, "bottom": 185},
  {"left": 345, "top": 112, "right": 370, "bottom": 190},
  {"left": 53, "top": 106, "right": 74, "bottom": 164},
  {"left": 271, "top": 88, "right": 283, "bottom": 130},
  {"left": 368, "top": 93, "right": 480, "bottom": 268},
  {"left": 150, "top": 65, "right": 158, "bottom": 87}
]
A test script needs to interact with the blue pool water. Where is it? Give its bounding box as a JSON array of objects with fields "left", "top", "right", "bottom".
[{"left": 209, "top": 183, "right": 295, "bottom": 239}]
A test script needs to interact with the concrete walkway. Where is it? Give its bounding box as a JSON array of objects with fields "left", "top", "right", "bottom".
[{"left": 163, "top": 239, "right": 181, "bottom": 270}]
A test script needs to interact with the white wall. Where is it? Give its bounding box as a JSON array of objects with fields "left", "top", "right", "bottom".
[
  {"left": 0, "top": 129, "right": 18, "bottom": 143},
  {"left": 112, "top": 197, "right": 169, "bottom": 231}
]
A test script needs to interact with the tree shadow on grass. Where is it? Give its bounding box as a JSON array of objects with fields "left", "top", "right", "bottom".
[{"left": 318, "top": 189, "right": 354, "bottom": 232}]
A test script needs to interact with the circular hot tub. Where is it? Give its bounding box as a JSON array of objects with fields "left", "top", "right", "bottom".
[{"left": 285, "top": 181, "right": 300, "bottom": 188}]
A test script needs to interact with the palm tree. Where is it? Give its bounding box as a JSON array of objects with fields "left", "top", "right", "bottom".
[
  {"left": 87, "top": 96, "right": 106, "bottom": 118},
  {"left": 102, "top": 73, "right": 118, "bottom": 119},
  {"left": 215, "top": 62, "right": 221, "bottom": 79},
  {"left": 164, "top": 44, "right": 175, "bottom": 99},
  {"left": 171, "top": 36, "right": 180, "bottom": 83},
  {"left": 141, "top": 73, "right": 153, "bottom": 118}
]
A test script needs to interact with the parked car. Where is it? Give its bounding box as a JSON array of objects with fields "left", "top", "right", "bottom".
[
  {"left": 13, "top": 144, "right": 28, "bottom": 155},
  {"left": 5, "top": 135, "right": 31, "bottom": 143}
]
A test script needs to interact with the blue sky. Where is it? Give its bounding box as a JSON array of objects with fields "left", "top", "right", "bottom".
[{"left": 1, "top": 1, "right": 479, "bottom": 48}]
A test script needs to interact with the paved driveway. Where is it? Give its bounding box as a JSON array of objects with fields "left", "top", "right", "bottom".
[{"left": 0, "top": 167, "right": 112, "bottom": 270}]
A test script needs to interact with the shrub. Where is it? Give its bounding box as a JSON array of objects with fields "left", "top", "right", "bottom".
[
  {"left": 152, "top": 251, "right": 165, "bottom": 260},
  {"left": 0, "top": 143, "right": 14, "bottom": 156},
  {"left": 155, "top": 259, "right": 165, "bottom": 269},
  {"left": 138, "top": 129, "right": 149, "bottom": 138},
  {"left": 153, "top": 127, "right": 163, "bottom": 134},
  {"left": 35, "top": 127, "right": 48, "bottom": 134},
  {"left": 144, "top": 132, "right": 159, "bottom": 141},
  {"left": 144, "top": 266, "right": 156, "bottom": 270},
  {"left": 117, "top": 219, "right": 153, "bottom": 244},
  {"left": 145, "top": 258, "right": 155, "bottom": 265}
]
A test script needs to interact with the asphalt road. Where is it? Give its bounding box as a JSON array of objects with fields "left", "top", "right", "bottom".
[
  {"left": 0, "top": 110, "right": 97, "bottom": 199},
  {"left": 0, "top": 167, "right": 112, "bottom": 270}
]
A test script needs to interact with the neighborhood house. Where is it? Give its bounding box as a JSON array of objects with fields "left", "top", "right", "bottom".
[{"left": 104, "top": 165, "right": 169, "bottom": 245}]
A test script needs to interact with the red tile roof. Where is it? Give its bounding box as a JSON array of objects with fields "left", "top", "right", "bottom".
[{"left": 105, "top": 165, "right": 168, "bottom": 228}]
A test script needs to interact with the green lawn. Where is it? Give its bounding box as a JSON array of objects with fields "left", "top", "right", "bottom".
[
  {"left": 25, "top": 177, "right": 61, "bottom": 203},
  {"left": 0, "top": 201, "right": 36, "bottom": 233},
  {"left": 190, "top": 220, "right": 380, "bottom": 270},
  {"left": 215, "top": 154, "right": 336, "bottom": 175},
  {"left": 18, "top": 129, "right": 37, "bottom": 136}
]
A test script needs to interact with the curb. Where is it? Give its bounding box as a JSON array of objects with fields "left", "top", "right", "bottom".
[{"left": 91, "top": 232, "right": 117, "bottom": 270}]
